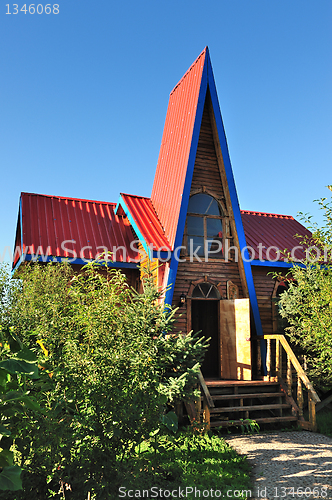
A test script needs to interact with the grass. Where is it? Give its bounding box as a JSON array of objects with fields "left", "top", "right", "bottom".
[
  {"left": 316, "top": 408, "right": 332, "bottom": 437},
  {"left": 115, "top": 430, "right": 252, "bottom": 499}
]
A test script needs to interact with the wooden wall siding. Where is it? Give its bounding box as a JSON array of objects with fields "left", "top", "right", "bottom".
[
  {"left": 190, "top": 99, "right": 227, "bottom": 205},
  {"left": 172, "top": 260, "right": 244, "bottom": 334},
  {"left": 171, "top": 95, "right": 245, "bottom": 334},
  {"left": 71, "top": 263, "right": 139, "bottom": 290},
  {"left": 252, "top": 266, "right": 285, "bottom": 335},
  {"left": 120, "top": 268, "right": 140, "bottom": 289}
]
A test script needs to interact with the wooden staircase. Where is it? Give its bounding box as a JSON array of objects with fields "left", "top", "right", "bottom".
[
  {"left": 201, "top": 379, "right": 297, "bottom": 429},
  {"left": 191, "top": 334, "right": 320, "bottom": 432}
]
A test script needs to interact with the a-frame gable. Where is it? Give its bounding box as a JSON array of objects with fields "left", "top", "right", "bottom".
[
  {"left": 151, "top": 48, "right": 208, "bottom": 249},
  {"left": 206, "top": 54, "right": 263, "bottom": 336},
  {"left": 152, "top": 48, "right": 263, "bottom": 338}
]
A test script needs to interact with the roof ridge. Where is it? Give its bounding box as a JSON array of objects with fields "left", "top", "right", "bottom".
[
  {"left": 21, "top": 192, "right": 115, "bottom": 206},
  {"left": 241, "top": 209, "right": 295, "bottom": 220},
  {"left": 122, "top": 193, "right": 168, "bottom": 238},
  {"left": 170, "top": 47, "right": 207, "bottom": 95},
  {"left": 120, "top": 193, "right": 151, "bottom": 200}
]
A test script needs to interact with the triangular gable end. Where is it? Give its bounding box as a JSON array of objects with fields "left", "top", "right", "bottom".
[
  {"left": 151, "top": 48, "right": 208, "bottom": 249},
  {"left": 151, "top": 48, "right": 264, "bottom": 337}
]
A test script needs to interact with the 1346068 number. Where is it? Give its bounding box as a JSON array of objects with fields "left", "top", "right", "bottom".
[
  {"left": 274, "top": 486, "right": 328, "bottom": 497},
  {"left": 6, "top": 4, "right": 59, "bottom": 14}
]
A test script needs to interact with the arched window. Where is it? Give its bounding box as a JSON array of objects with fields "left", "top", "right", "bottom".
[
  {"left": 186, "top": 193, "right": 223, "bottom": 258},
  {"left": 192, "top": 282, "right": 220, "bottom": 299}
]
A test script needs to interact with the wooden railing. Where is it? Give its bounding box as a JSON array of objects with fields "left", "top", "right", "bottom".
[
  {"left": 194, "top": 336, "right": 320, "bottom": 431},
  {"left": 263, "top": 334, "right": 320, "bottom": 431},
  {"left": 198, "top": 369, "right": 214, "bottom": 429}
]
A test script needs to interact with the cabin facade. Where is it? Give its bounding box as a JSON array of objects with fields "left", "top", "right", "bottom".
[{"left": 13, "top": 48, "right": 319, "bottom": 429}]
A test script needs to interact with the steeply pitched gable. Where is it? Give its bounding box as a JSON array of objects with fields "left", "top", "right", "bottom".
[
  {"left": 151, "top": 48, "right": 208, "bottom": 249},
  {"left": 150, "top": 48, "right": 265, "bottom": 338}
]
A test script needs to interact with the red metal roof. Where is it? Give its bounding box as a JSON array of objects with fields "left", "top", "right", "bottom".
[
  {"left": 14, "top": 193, "right": 312, "bottom": 267},
  {"left": 119, "top": 194, "right": 171, "bottom": 251},
  {"left": 15, "top": 192, "right": 139, "bottom": 266},
  {"left": 241, "top": 210, "right": 311, "bottom": 261},
  {"left": 151, "top": 48, "right": 207, "bottom": 249}
]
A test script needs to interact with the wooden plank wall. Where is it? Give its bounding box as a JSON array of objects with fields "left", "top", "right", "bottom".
[
  {"left": 252, "top": 266, "right": 278, "bottom": 334},
  {"left": 171, "top": 98, "right": 244, "bottom": 333},
  {"left": 173, "top": 261, "right": 244, "bottom": 333},
  {"left": 71, "top": 263, "right": 139, "bottom": 290},
  {"left": 190, "top": 102, "right": 227, "bottom": 203}
]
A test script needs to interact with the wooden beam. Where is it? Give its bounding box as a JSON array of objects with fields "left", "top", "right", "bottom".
[
  {"left": 316, "top": 393, "right": 332, "bottom": 413},
  {"left": 198, "top": 369, "right": 215, "bottom": 408}
]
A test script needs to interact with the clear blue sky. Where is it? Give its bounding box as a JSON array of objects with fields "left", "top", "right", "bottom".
[{"left": 1, "top": 0, "right": 331, "bottom": 263}]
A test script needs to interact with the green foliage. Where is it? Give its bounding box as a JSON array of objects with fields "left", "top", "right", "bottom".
[
  {"left": 316, "top": 408, "right": 332, "bottom": 437},
  {"left": 226, "top": 419, "right": 260, "bottom": 435},
  {"left": 0, "top": 261, "right": 208, "bottom": 498},
  {"left": 117, "top": 430, "right": 251, "bottom": 499},
  {"left": 277, "top": 187, "right": 332, "bottom": 389},
  {"left": 0, "top": 335, "right": 43, "bottom": 492}
]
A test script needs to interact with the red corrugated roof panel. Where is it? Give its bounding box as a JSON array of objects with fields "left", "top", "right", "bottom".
[
  {"left": 151, "top": 48, "right": 207, "bottom": 249},
  {"left": 17, "top": 192, "right": 139, "bottom": 264},
  {"left": 15, "top": 193, "right": 312, "bottom": 267},
  {"left": 241, "top": 210, "right": 311, "bottom": 261},
  {"left": 120, "top": 194, "right": 171, "bottom": 251}
]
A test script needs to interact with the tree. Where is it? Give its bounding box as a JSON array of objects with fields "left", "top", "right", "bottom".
[
  {"left": 278, "top": 186, "right": 332, "bottom": 389},
  {"left": 0, "top": 262, "right": 207, "bottom": 499}
]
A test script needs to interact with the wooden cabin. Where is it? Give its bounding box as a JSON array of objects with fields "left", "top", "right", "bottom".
[{"left": 13, "top": 48, "right": 319, "bottom": 429}]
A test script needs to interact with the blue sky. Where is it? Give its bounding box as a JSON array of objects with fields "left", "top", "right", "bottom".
[{"left": 1, "top": 0, "right": 331, "bottom": 263}]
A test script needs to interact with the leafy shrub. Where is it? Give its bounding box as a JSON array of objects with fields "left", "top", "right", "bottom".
[
  {"left": 277, "top": 186, "right": 332, "bottom": 389},
  {"left": 0, "top": 262, "right": 207, "bottom": 498}
]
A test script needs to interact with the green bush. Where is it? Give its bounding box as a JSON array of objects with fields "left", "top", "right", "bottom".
[
  {"left": 0, "top": 262, "right": 208, "bottom": 498},
  {"left": 277, "top": 186, "right": 332, "bottom": 390}
]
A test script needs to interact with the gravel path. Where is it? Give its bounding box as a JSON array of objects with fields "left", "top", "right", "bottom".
[{"left": 225, "top": 431, "right": 332, "bottom": 500}]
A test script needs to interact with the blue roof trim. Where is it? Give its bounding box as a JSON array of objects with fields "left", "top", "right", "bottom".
[
  {"left": 14, "top": 254, "right": 138, "bottom": 269},
  {"left": 207, "top": 54, "right": 264, "bottom": 339},
  {"left": 11, "top": 255, "right": 24, "bottom": 276},
  {"left": 20, "top": 196, "right": 23, "bottom": 256},
  {"left": 250, "top": 260, "right": 304, "bottom": 268},
  {"left": 11, "top": 196, "right": 24, "bottom": 276},
  {"left": 165, "top": 52, "right": 209, "bottom": 307},
  {"left": 116, "top": 194, "right": 152, "bottom": 260},
  {"left": 152, "top": 250, "right": 172, "bottom": 261}
]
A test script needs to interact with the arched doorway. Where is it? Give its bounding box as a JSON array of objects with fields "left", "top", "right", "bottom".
[{"left": 190, "top": 282, "right": 221, "bottom": 379}]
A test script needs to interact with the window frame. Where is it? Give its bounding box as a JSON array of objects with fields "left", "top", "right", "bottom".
[{"left": 185, "top": 193, "right": 225, "bottom": 259}]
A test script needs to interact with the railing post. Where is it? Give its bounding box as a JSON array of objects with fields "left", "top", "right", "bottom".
[
  {"left": 308, "top": 393, "right": 317, "bottom": 432},
  {"left": 297, "top": 376, "right": 304, "bottom": 418},
  {"left": 202, "top": 396, "right": 210, "bottom": 430},
  {"left": 266, "top": 338, "right": 271, "bottom": 380},
  {"left": 195, "top": 390, "right": 202, "bottom": 423},
  {"left": 262, "top": 334, "right": 320, "bottom": 430},
  {"left": 287, "top": 354, "right": 292, "bottom": 397},
  {"left": 276, "top": 338, "right": 282, "bottom": 381}
]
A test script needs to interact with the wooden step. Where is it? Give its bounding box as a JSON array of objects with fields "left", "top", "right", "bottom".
[
  {"left": 206, "top": 403, "right": 291, "bottom": 414},
  {"left": 210, "top": 415, "right": 298, "bottom": 428},
  {"left": 204, "top": 392, "right": 285, "bottom": 401},
  {"left": 205, "top": 380, "right": 279, "bottom": 387}
]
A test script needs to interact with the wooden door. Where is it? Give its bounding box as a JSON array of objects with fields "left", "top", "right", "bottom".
[
  {"left": 219, "top": 299, "right": 251, "bottom": 380},
  {"left": 191, "top": 300, "right": 219, "bottom": 378}
]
